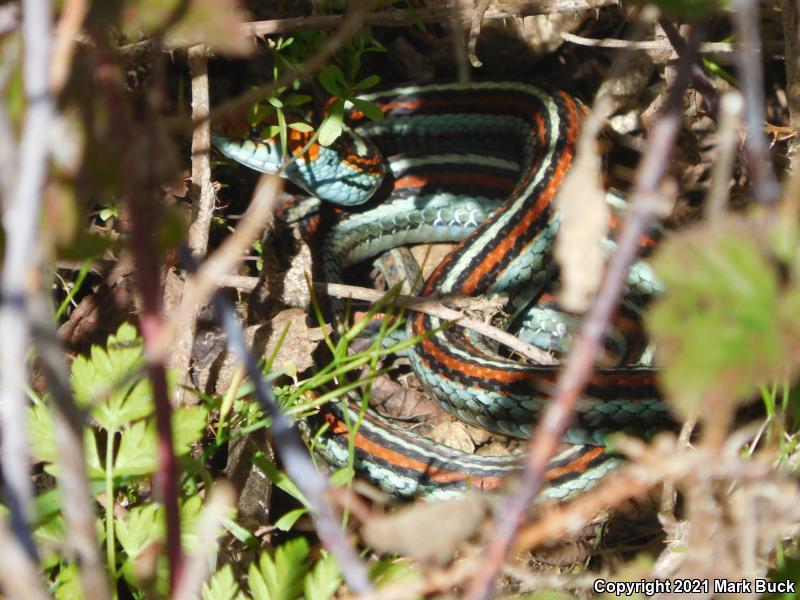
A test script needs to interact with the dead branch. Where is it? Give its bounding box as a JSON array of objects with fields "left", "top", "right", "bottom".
[
  {"left": 169, "top": 43, "right": 218, "bottom": 406},
  {"left": 0, "top": 0, "right": 56, "bottom": 559}
]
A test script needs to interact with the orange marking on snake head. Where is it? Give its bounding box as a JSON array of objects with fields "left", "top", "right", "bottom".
[{"left": 288, "top": 129, "right": 320, "bottom": 161}]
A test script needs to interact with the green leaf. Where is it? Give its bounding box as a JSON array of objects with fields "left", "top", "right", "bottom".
[
  {"left": 350, "top": 98, "right": 384, "bottom": 122},
  {"left": 288, "top": 122, "right": 314, "bottom": 133},
  {"left": 58, "top": 230, "right": 114, "bottom": 261},
  {"left": 70, "top": 323, "right": 153, "bottom": 432},
  {"left": 284, "top": 94, "right": 311, "bottom": 106},
  {"left": 646, "top": 218, "right": 789, "bottom": 417},
  {"left": 248, "top": 539, "right": 310, "bottom": 600},
  {"left": 203, "top": 564, "right": 243, "bottom": 600},
  {"left": 765, "top": 556, "right": 800, "bottom": 600},
  {"left": 248, "top": 560, "right": 270, "bottom": 600},
  {"left": 223, "top": 518, "right": 259, "bottom": 549},
  {"left": 317, "top": 100, "right": 345, "bottom": 147},
  {"left": 116, "top": 504, "right": 163, "bottom": 561},
  {"left": 35, "top": 514, "right": 67, "bottom": 570},
  {"left": 249, "top": 103, "right": 275, "bottom": 128},
  {"left": 369, "top": 557, "right": 419, "bottom": 587},
  {"left": 180, "top": 495, "right": 207, "bottom": 552},
  {"left": 54, "top": 563, "right": 82, "bottom": 600},
  {"left": 267, "top": 96, "right": 283, "bottom": 109},
  {"left": 318, "top": 65, "right": 345, "bottom": 97},
  {"left": 304, "top": 553, "right": 341, "bottom": 600},
  {"left": 274, "top": 507, "right": 307, "bottom": 532},
  {"left": 329, "top": 467, "right": 354, "bottom": 488},
  {"left": 28, "top": 404, "right": 57, "bottom": 464},
  {"left": 173, "top": 405, "right": 209, "bottom": 455},
  {"left": 84, "top": 429, "right": 103, "bottom": 478},
  {"left": 353, "top": 75, "right": 380, "bottom": 90},
  {"left": 113, "top": 420, "right": 156, "bottom": 477},
  {"left": 276, "top": 36, "right": 294, "bottom": 50},
  {"left": 258, "top": 125, "right": 283, "bottom": 140},
  {"left": 99, "top": 206, "right": 118, "bottom": 222}
]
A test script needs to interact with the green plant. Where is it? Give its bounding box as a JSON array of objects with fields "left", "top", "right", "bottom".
[
  {"left": 28, "top": 324, "right": 209, "bottom": 595},
  {"left": 247, "top": 30, "right": 385, "bottom": 160}
]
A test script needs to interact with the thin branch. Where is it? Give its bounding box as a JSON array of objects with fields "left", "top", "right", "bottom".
[
  {"left": 173, "top": 482, "right": 236, "bottom": 600},
  {"left": 170, "top": 43, "right": 217, "bottom": 406},
  {"left": 187, "top": 44, "right": 216, "bottom": 257},
  {"left": 91, "top": 34, "right": 184, "bottom": 591},
  {"left": 0, "top": 37, "right": 19, "bottom": 209},
  {"left": 239, "top": 0, "right": 621, "bottom": 37},
  {"left": 0, "top": 515, "right": 50, "bottom": 600},
  {"left": 731, "top": 0, "right": 780, "bottom": 203},
  {"left": 782, "top": 0, "right": 800, "bottom": 167},
  {"left": 513, "top": 434, "right": 781, "bottom": 553},
  {"left": 0, "top": 2, "right": 20, "bottom": 37},
  {"left": 706, "top": 92, "right": 744, "bottom": 219},
  {"left": 464, "top": 24, "right": 705, "bottom": 600},
  {"left": 447, "top": 2, "right": 471, "bottom": 83},
  {"left": 466, "top": 0, "right": 492, "bottom": 68},
  {"left": 190, "top": 0, "right": 379, "bottom": 132},
  {"left": 180, "top": 252, "right": 374, "bottom": 594},
  {"left": 49, "top": 0, "right": 88, "bottom": 94},
  {"left": 157, "top": 175, "right": 281, "bottom": 362},
  {"left": 143, "top": 36, "right": 184, "bottom": 591},
  {"left": 318, "top": 282, "right": 558, "bottom": 366},
  {"left": 0, "top": 0, "right": 55, "bottom": 559},
  {"left": 512, "top": 469, "right": 659, "bottom": 552},
  {"left": 219, "top": 276, "right": 558, "bottom": 366},
  {"left": 30, "top": 294, "right": 110, "bottom": 600},
  {"left": 658, "top": 19, "right": 719, "bottom": 116},
  {"left": 183, "top": 0, "right": 619, "bottom": 131},
  {"left": 561, "top": 31, "right": 783, "bottom": 55}
]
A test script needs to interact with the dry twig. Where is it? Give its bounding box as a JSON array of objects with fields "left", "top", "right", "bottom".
[
  {"left": 219, "top": 276, "right": 558, "bottom": 366},
  {"left": 466, "top": 0, "right": 493, "bottom": 68},
  {"left": 203, "top": 263, "right": 375, "bottom": 594},
  {"left": 0, "top": 0, "right": 55, "bottom": 558},
  {"left": 706, "top": 92, "right": 744, "bottom": 219},
  {"left": 561, "top": 31, "right": 783, "bottom": 56},
  {"left": 732, "top": 0, "right": 780, "bottom": 202},
  {"left": 239, "top": 1, "right": 621, "bottom": 36},
  {"left": 169, "top": 43, "right": 218, "bottom": 406},
  {"left": 0, "top": 515, "right": 50, "bottom": 600},
  {"left": 783, "top": 0, "right": 800, "bottom": 166},
  {"left": 173, "top": 483, "right": 237, "bottom": 600},
  {"left": 91, "top": 35, "right": 184, "bottom": 590},
  {"left": 30, "top": 294, "right": 110, "bottom": 599},
  {"left": 159, "top": 175, "right": 281, "bottom": 362},
  {"left": 49, "top": 0, "right": 88, "bottom": 94}
]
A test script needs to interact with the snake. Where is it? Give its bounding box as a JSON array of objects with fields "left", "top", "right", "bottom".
[{"left": 214, "top": 80, "right": 669, "bottom": 501}]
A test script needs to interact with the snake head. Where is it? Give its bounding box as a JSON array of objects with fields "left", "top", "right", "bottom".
[{"left": 212, "top": 127, "right": 385, "bottom": 206}]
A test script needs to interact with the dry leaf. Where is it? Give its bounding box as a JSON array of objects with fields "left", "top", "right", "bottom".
[
  {"left": 429, "top": 421, "right": 475, "bottom": 454},
  {"left": 361, "top": 493, "right": 487, "bottom": 565},
  {"left": 554, "top": 121, "right": 609, "bottom": 313}
]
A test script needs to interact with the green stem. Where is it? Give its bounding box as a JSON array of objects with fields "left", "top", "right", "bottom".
[
  {"left": 105, "top": 431, "right": 118, "bottom": 598},
  {"left": 56, "top": 259, "right": 91, "bottom": 320}
]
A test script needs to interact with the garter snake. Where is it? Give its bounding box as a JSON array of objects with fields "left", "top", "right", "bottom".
[{"left": 215, "top": 81, "right": 669, "bottom": 501}]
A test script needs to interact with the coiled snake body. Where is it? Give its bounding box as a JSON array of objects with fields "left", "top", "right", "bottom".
[{"left": 215, "top": 81, "right": 668, "bottom": 501}]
